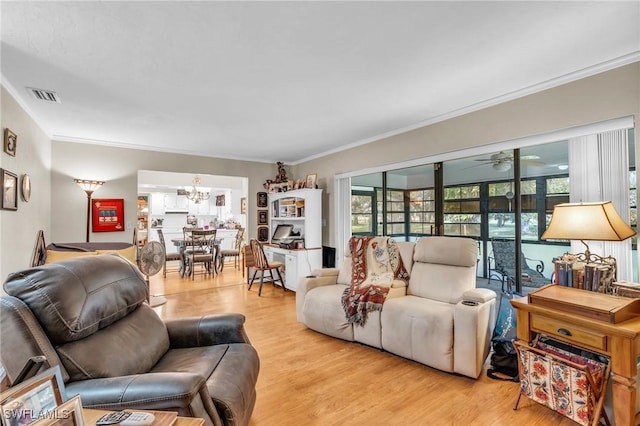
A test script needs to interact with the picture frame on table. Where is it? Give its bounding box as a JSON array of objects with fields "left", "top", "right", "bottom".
[
  {"left": 3, "top": 128, "right": 16, "bottom": 157},
  {"left": 257, "top": 192, "right": 268, "bottom": 208},
  {"left": 31, "top": 395, "right": 85, "bottom": 426},
  {"left": 31, "top": 230, "right": 47, "bottom": 267},
  {"left": 92, "top": 198, "right": 125, "bottom": 233},
  {"left": 1, "top": 169, "right": 18, "bottom": 211},
  {"left": 0, "top": 365, "right": 67, "bottom": 426},
  {"left": 257, "top": 226, "right": 269, "bottom": 243},
  {"left": 305, "top": 173, "right": 317, "bottom": 189},
  {"left": 257, "top": 210, "right": 268, "bottom": 225}
]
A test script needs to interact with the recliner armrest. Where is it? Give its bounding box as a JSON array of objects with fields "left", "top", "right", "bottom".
[
  {"left": 66, "top": 372, "right": 206, "bottom": 410},
  {"left": 296, "top": 273, "right": 341, "bottom": 322},
  {"left": 462, "top": 288, "right": 497, "bottom": 304},
  {"left": 165, "top": 313, "right": 250, "bottom": 347}
]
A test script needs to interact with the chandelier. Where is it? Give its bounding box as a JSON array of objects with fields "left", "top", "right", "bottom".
[{"left": 185, "top": 176, "right": 210, "bottom": 204}]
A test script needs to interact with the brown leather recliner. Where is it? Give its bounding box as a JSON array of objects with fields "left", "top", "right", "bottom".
[{"left": 0, "top": 254, "right": 259, "bottom": 426}]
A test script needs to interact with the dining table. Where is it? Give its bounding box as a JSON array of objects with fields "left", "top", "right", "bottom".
[{"left": 171, "top": 237, "right": 222, "bottom": 278}]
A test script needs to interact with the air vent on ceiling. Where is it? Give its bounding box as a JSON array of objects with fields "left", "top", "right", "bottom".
[{"left": 27, "top": 87, "right": 61, "bottom": 103}]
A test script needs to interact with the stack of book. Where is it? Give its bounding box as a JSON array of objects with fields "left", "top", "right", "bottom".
[{"left": 553, "top": 254, "right": 616, "bottom": 293}]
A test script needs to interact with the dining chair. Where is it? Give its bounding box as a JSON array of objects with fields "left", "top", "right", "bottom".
[
  {"left": 187, "top": 228, "right": 218, "bottom": 280},
  {"left": 248, "top": 239, "right": 286, "bottom": 296},
  {"left": 156, "top": 228, "right": 182, "bottom": 277},
  {"left": 220, "top": 228, "right": 245, "bottom": 271}
]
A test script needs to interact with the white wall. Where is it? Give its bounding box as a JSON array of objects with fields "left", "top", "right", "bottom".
[{"left": 0, "top": 86, "right": 52, "bottom": 281}]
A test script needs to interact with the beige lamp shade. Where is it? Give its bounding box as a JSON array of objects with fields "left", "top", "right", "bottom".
[
  {"left": 74, "top": 179, "right": 104, "bottom": 194},
  {"left": 542, "top": 201, "right": 636, "bottom": 242}
]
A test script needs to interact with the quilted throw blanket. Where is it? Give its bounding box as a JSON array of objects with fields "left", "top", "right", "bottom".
[{"left": 341, "top": 236, "right": 410, "bottom": 326}]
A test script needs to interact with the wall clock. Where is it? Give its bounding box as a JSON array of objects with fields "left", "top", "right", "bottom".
[{"left": 21, "top": 174, "right": 31, "bottom": 202}]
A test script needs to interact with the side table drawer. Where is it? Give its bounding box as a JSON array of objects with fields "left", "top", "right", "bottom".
[{"left": 531, "top": 314, "right": 607, "bottom": 352}]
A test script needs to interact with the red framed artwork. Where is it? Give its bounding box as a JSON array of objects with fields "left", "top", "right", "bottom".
[{"left": 92, "top": 198, "right": 125, "bottom": 232}]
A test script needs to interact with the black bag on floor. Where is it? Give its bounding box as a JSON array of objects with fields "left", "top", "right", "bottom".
[{"left": 487, "top": 290, "right": 520, "bottom": 381}]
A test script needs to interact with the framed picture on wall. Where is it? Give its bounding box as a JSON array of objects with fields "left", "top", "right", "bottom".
[
  {"left": 241, "top": 197, "right": 247, "bottom": 214},
  {"left": 1, "top": 168, "right": 18, "bottom": 211},
  {"left": 257, "top": 192, "right": 268, "bottom": 208},
  {"left": 92, "top": 198, "right": 125, "bottom": 232},
  {"left": 3, "top": 128, "right": 17, "bottom": 157},
  {"left": 257, "top": 226, "right": 269, "bottom": 242},
  {"left": 257, "top": 209, "right": 268, "bottom": 225}
]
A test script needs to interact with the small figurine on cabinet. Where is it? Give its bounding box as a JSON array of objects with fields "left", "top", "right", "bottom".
[{"left": 264, "top": 161, "right": 292, "bottom": 192}]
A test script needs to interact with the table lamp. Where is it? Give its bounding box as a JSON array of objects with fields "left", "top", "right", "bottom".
[
  {"left": 541, "top": 201, "right": 636, "bottom": 263},
  {"left": 74, "top": 179, "right": 104, "bottom": 242}
]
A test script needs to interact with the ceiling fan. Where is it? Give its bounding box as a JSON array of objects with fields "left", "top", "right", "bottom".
[{"left": 474, "top": 151, "right": 545, "bottom": 172}]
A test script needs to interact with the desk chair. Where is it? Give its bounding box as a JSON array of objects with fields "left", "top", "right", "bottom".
[
  {"left": 156, "top": 229, "right": 182, "bottom": 277},
  {"left": 248, "top": 239, "right": 286, "bottom": 296}
]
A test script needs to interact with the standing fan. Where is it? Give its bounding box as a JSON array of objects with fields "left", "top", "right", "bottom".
[{"left": 138, "top": 241, "right": 167, "bottom": 307}]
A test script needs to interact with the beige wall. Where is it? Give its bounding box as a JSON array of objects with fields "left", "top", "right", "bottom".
[
  {"left": 0, "top": 86, "right": 52, "bottom": 281},
  {"left": 298, "top": 62, "right": 640, "bottom": 247},
  {"left": 51, "top": 142, "right": 274, "bottom": 243}
]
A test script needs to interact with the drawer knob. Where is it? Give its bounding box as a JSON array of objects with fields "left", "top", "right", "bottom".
[{"left": 557, "top": 328, "right": 573, "bottom": 337}]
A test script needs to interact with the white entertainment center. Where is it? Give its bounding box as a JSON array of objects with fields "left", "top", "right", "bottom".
[{"left": 262, "top": 188, "right": 323, "bottom": 291}]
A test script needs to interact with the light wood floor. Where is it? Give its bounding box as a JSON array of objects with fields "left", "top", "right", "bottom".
[{"left": 150, "top": 261, "right": 581, "bottom": 426}]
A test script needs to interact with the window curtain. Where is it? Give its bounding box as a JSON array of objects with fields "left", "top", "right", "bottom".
[
  {"left": 334, "top": 176, "right": 352, "bottom": 262},
  {"left": 568, "top": 129, "right": 633, "bottom": 280}
]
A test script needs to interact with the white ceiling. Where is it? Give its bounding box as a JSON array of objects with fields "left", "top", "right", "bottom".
[{"left": 2, "top": 1, "right": 639, "bottom": 164}]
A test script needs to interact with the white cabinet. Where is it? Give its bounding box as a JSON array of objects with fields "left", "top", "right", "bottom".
[
  {"left": 263, "top": 189, "right": 323, "bottom": 291},
  {"left": 188, "top": 199, "right": 210, "bottom": 215},
  {"left": 150, "top": 193, "right": 165, "bottom": 215},
  {"left": 165, "top": 194, "right": 188, "bottom": 211},
  {"left": 268, "top": 189, "right": 322, "bottom": 248},
  {"left": 262, "top": 245, "right": 322, "bottom": 291}
]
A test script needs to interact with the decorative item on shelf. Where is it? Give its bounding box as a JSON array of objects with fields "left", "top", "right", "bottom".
[
  {"left": 305, "top": 173, "right": 318, "bottom": 189},
  {"left": 1, "top": 169, "right": 18, "bottom": 211},
  {"left": 264, "top": 161, "right": 293, "bottom": 192},
  {"left": 184, "top": 175, "right": 210, "bottom": 204},
  {"left": 3, "top": 128, "right": 16, "bottom": 157},
  {"left": 611, "top": 281, "right": 640, "bottom": 298},
  {"left": 74, "top": 178, "right": 105, "bottom": 242},
  {"left": 542, "top": 201, "right": 636, "bottom": 294}
]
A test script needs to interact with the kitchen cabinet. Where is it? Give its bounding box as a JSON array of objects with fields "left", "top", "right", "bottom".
[
  {"left": 165, "top": 193, "right": 188, "bottom": 211},
  {"left": 188, "top": 199, "right": 211, "bottom": 215},
  {"left": 150, "top": 193, "right": 165, "bottom": 215}
]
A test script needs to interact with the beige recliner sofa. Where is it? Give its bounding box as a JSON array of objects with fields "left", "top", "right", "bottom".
[{"left": 296, "top": 236, "right": 497, "bottom": 379}]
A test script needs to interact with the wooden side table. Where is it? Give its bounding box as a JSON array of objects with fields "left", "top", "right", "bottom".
[
  {"left": 83, "top": 409, "right": 205, "bottom": 426},
  {"left": 511, "top": 285, "right": 640, "bottom": 426}
]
